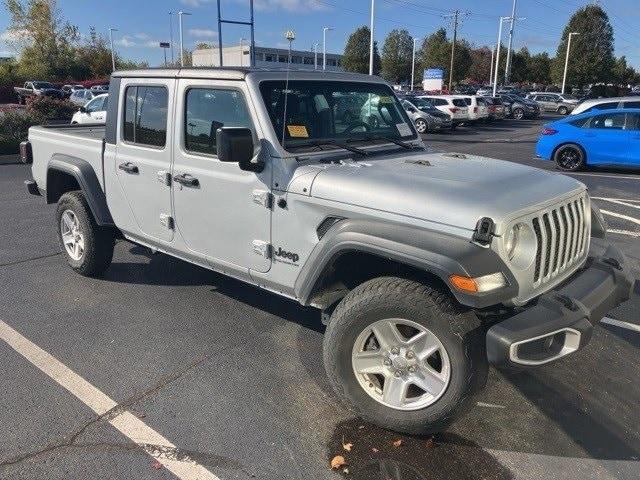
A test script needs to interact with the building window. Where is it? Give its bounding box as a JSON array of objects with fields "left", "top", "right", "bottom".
[
  {"left": 303, "top": 57, "right": 313, "bottom": 65},
  {"left": 265, "top": 54, "right": 275, "bottom": 62},
  {"left": 278, "top": 55, "right": 287, "bottom": 63}
]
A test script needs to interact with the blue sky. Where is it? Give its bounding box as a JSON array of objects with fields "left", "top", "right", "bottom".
[{"left": 1, "top": 0, "right": 639, "bottom": 68}]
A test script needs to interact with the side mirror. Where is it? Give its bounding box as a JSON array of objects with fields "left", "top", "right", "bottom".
[
  {"left": 79, "top": 106, "right": 87, "bottom": 113},
  {"left": 216, "top": 127, "right": 262, "bottom": 172}
]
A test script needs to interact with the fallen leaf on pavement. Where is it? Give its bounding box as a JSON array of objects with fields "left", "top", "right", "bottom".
[
  {"left": 425, "top": 437, "right": 435, "bottom": 448},
  {"left": 392, "top": 439, "right": 403, "bottom": 447},
  {"left": 371, "top": 448, "right": 379, "bottom": 453},
  {"left": 343, "top": 468, "right": 350, "bottom": 474},
  {"left": 330, "top": 455, "right": 347, "bottom": 470},
  {"left": 342, "top": 442, "right": 353, "bottom": 452},
  {"left": 151, "top": 460, "right": 163, "bottom": 470}
]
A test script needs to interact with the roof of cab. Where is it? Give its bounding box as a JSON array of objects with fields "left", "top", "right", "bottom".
[{"left": 110, "top": 66, "right": 385, "bottom": 83}]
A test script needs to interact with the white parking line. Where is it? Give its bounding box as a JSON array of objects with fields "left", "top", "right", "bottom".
[
  {"left": 601, "top": 317, "right": 640, "bottom": 333},
  {"left": 0, "top": 320, "right": 220, "bottom": 480},
  {"left": 607, "top": 229, "right": 640, "bottom": 238},
  {"left": 593, "top": 198, "right": 640, "bottom": 210},
  {"left": 600, "top": 209, "right": 640, "bottom": 226},
  {"left": 591, "top": 197, "right": 640, "bottom": 204}
]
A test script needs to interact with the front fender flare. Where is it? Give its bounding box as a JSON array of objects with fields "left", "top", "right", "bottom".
[
  {"left": 294, "top": 219, "right": 518, "bottom": 309},
  {"left": 47, "top": 154, "right": 114, "bottom": 226}
]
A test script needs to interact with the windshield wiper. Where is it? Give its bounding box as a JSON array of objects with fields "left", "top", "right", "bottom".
[
  {"left": 347, "top": 135, "right": 420, "bottom": 151},
  {"left": 287, "top": 140, "right": 368, "bottom": 157}
]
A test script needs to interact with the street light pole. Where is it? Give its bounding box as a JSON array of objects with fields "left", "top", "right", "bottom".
[
  {"left": 178, "top": 11, "right": 191, "bottom": 67},
  {"left": 323, "top": 26, "right": 332, "bottom": 71},
  {"left": 108, "top": 28, "right": 118, "bottom": 72},
  {"left": 562, "top": 32, "right": 580, "bottom": 94},
  {"left": 169, "top": 12, "right": 175, "bottom": 64},
  {"left": 489, "top": 44, "right": 495, "bottom": 87},
  {"left": 492, "top": 17, "right": 510, "bottom": 97},
  {"left": 239, "top": 38, "right": 246, "bottom": 66},
  {"left": 411, "top": 37, "right": 418, "bottom": 92},
  {"left": 504, "top": 0, "right": 517, "bottom": 84},
  {"left": 369, "top": 0, "right": 375, "bottom": 75},
  {"left": 313, "top": 43, "right": 319, "bottom": 70}
]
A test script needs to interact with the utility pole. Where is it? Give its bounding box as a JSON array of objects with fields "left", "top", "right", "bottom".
[
  {"left": 411, "top": 37, "right": 418, "bottom": 92},
  {"left": 108, "top": 28, "right": 118, "bottom": 72},
  {"left": 239, "top": 38, "right": 246, "bottom": 66},
  {"left": 369, "top": 0, "right": 375, "bottom": 75},
  {"left": 493, "top": 16, "right": 511, "bottom": 97},
  {"left": 178, "top": 11, "right": 191, "bottom": 67},
  {"left": 504, "top": 0, "right": 517, "bottom": 84},
  {"left": 562, "top": 32, "right": 580, "bottom": 94},
  {"left": 448, "top": 10, "right": 459, "bottom": 92},
  {"left": 169, "top": 12, "right": 175, "bottom": 64},
  {"left": 489, "top": 44, "right": 495, "bottom": 87}
]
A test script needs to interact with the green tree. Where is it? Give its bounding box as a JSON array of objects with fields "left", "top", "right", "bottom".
[
  {"left": 551, "top": 4, "right": 614, "bottom": 87},
  {"left": 417, "top": 28, "right": 450, "bottom": 81},
  {"left": 468, "top": 46, "right": 492, "bottom": 84},
  {"left": 381, "top": 29, "right": 413, "bottom": 84},
  {"left": 4, "top": 0, "right": 79, "bottom": 79},
  {"left": 527, "top": 52, "right": 552, "bottom": 85},
  {"left": 612, "top": 56, "right": 636, "bottom": 86},
  {"left": 342, "top": 26, "right": 381, "bottom": 75},
  {"left": 509, "top": 46, "right": 531, "bottom": 84},
  {"left": 73, "top": 26, "right": 113, "bottom": 80}
]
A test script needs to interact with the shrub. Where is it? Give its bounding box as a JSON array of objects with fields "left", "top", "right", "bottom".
[
  {"left": 0, "top": 110, "right": 43, "bottom": 155},
  {"left": 26, "top": 96, "right": 77, "bottom": 121}
]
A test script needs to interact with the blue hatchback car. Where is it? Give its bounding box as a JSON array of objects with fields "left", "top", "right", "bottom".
[{"left": 535, "top": 108, "right": 640, "bottom": 171}]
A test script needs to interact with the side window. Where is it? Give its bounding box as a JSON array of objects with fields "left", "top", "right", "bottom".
[
  {"left": 590, "top": 113, "right": 626, "bottom": 130},
  {"left": 123, "top": 86, "right": 168, "bottom": 147},
  {"left": 86, "top": 97, "right": 103, "bottom": 112},
  {"left": 593, "top": 102, "right": 617, "bottom": 111},
  {"left": 184, "top": 88, "right": 252, "bottom": 156},
  {"left": 626, "top": 113, "right": 640, "bottom": 130},
  {"left": 622, "top": 101, "right": 640, "bottom": 109}
]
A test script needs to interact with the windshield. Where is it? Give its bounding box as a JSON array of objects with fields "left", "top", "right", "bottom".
[
  {"left": 33, "top": 82, "right": 54, "bottom": 89},
  {"left": 406, "top": 97, "right": 433, "bottom": 108},
  {"left": 259, "top": 80, "right": 416, "bottom": 151},
  {"left": 561, "top": 94, "right": 577, "bottom": 100}
]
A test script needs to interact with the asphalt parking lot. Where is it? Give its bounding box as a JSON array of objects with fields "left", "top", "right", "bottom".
[{"left": 1, "top": 114, "right": 639, "bottom": 480}]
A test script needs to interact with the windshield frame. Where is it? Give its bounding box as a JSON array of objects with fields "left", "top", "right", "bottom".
[{"left": 257, "top": 79, "right": 419, "bottom": 156}]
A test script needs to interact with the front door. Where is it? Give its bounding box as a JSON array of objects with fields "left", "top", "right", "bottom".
[
  {"left": 114, "top": 79, "right": 174, "bottom": 242},
  {"left": 171, "top": 79, "right": 271, "bottom": 273},
  {"left": 581, "top": 112, "right": 630, "bottom": 165}
]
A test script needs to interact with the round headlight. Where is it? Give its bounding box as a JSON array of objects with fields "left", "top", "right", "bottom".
[{"left": 504, "top": 223, "right": 537, "bottom": 270}]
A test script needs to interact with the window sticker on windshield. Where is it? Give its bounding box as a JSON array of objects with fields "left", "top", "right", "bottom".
[
  {"left": 287, "top": 125, "right": 309, "bottom": 138},
  {"left": 379, "top": 96, "right": 394, "bottom": 104},
  {"left": 396, "top": 123, "right": 413, "bottom": 137}
]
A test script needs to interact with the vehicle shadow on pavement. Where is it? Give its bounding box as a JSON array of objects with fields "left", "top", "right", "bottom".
[
  {"left": 503, "top": 369, "right": 640, "bottom": 461},
  {"left": 327, "top": 418, "right": 513, "bottom": 480}
]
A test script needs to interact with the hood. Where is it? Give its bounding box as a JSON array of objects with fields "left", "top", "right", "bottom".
[{"left": 309, "top": 151, "right": 585, "bottom": 234}]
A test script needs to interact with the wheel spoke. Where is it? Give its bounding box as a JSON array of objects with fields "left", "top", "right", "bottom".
[
  {"left": 353, "top": 351, "right": 386, "bottom": 374},
  {"left": 412, "top": 367, "right": 447, "bottom": 397},
  {"left": 62, "top": 233, "right": 75, "bottom": 246},
  {"left": 382, "top": 375, "right": 408, "bottom": 408},
  {"left": 73, "top": 242, "right": 81, "bottom": 259},
  {"left": 371, "top": 321, "right": 404, "bottom": 350},
  {"left": 406, "top": 331, "right": 440, "bottom": 360}
]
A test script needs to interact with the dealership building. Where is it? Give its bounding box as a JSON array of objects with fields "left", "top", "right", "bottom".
[{"left": 192, "top": 45, "right": 343, "bottom": 71}]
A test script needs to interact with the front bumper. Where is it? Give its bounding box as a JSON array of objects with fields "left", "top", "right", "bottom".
[{"left": 487, "top": 241, "right": 634, "bottom": 369}]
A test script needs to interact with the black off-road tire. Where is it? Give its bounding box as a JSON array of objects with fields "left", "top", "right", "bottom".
[
  {"left": 323, "top": 276, "right": 487, "bottom": 435},
  {"left": 55, "top": 191, "right": 115, "bottom": 277}
]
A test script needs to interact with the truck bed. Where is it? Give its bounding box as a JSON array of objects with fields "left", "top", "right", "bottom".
[{"left": 29, "top": 124, "right": 106, "bottom": 194}]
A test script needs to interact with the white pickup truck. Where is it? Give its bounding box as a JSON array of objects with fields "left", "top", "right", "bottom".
[{"left": 22, "top": 68, "right": 634, "bottom": 435}]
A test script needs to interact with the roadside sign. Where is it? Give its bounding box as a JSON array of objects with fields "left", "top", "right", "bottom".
[
  {"left": 160, "top": 42, "right": 170, "bottom": 48},
  {"left": 423, "top": 68, "right": 444, "bottom": 92}
]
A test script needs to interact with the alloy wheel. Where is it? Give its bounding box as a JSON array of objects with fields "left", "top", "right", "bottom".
[
  {"left": 351, "top": 318, "right": 451, "bottom": 411},
  {"left": 60, "top": 210, "right": 85, "bottom": 261}
]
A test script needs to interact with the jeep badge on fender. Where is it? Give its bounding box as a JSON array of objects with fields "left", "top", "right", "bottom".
[{"left": 274, "top": 247, "right": 299, "bottom": 264}]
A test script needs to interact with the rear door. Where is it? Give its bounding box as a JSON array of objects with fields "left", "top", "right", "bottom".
[
  {"left": 171, "top": 79, "right": 271, "bottom": 273},
  {"left": 580, "top": 112, "right": 630, "bottom": 165},
  {"left": 114, "top": 80, "right": 174, "bottom": 242},
  {"left": 624, "top": 112, "right": 640, "bottom": 165}
]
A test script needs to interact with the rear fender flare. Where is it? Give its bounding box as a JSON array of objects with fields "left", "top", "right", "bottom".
[{"left": 47, "top": 154, "right": 114, "bottom": 226}]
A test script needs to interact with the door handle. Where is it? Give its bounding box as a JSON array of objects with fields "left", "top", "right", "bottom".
[
  {"left": 118, "top": 162, "right": 139, "bottom": 174},
  {"left": 173, "top": 173, "right": 199, "bottom": 187}
]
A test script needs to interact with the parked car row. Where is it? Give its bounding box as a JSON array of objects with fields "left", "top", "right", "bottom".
[{"left": 12, "top": 80, "right": 109, "bottom": 105}]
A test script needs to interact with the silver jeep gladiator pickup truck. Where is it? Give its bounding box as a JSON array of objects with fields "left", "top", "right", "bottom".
[{"left": 22, "top": 68, "right": 633, "bottom": 435}]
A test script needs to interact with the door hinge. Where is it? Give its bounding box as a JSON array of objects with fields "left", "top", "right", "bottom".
[
  {"left": 252, "top": 240, "right": 272, "bottom": 259},
  {"left": 157, "top": 170, "right": 172, "bottom": 186},
  {"left": 160, "top": 213, "right": 174, "bottom": 229},
  {"left": 252, "top": 189, "right": 274, "bottom": 209}
]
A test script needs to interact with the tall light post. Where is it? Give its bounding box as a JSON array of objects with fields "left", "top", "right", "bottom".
[
  {"left": 562, "top": 32, "right": 580, "bottom": 94},
  {"left": 239, "top": 38, "right": 247, "bottom": 66},
  {"left": 108, "top": 28, "right": 118, "bottom": 72},
  {"left": 178, "top": 11, "right": 191, "bottom": 67},
  {"left": 411, "top": 37, "right": 419, "bottom": 92},
  {"left": 322, "top": 26, "right": 332, "bottom": 71},
  {"left": 504, "top": 0, "right": 517, "bottom": 84},
  {"left": 285, "top": 30, "right": 295, "bottom": 64},
  {"left": 369, "top": 0, "right": 375, "bottom": 75},
  {"left": 313, "top": 42, "right": 319, "bottom": 70},
  {"left": 492, "top": 16, "right": 511, "bottom": 97},
  {"left": 168, "top": 12, "right": 175, "bottom": 64},
  {"left": 489, "top": 44, "right": 495, "bottom": 87}
]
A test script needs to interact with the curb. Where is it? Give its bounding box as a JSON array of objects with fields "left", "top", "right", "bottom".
[{"left": 0, "top": 154, "right": 21, "bottom": 165}]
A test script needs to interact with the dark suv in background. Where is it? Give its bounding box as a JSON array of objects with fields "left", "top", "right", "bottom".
[{"left": 497, "top": 93, "right": 540, "bottom": 119}]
